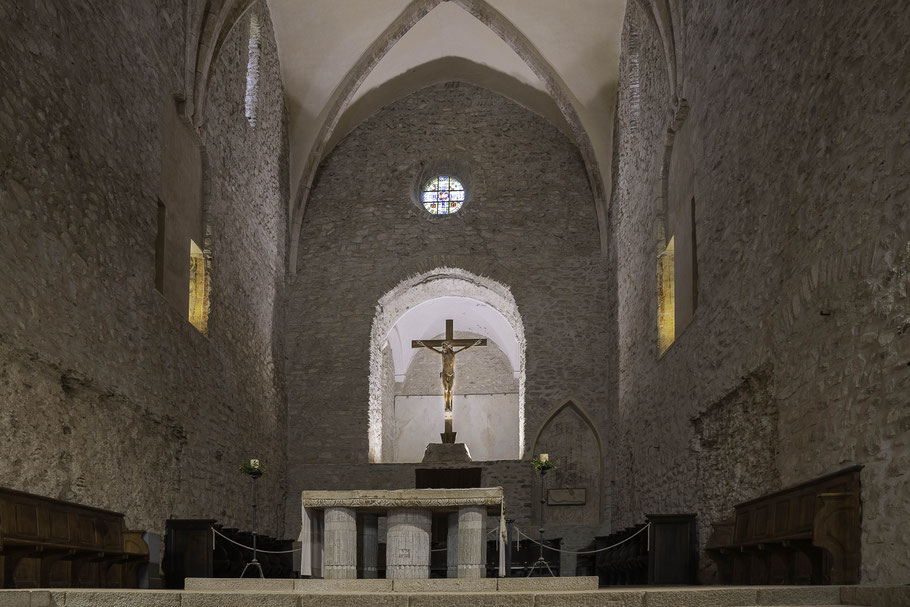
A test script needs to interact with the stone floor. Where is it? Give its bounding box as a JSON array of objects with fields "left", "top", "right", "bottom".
[{"left": 0, "top": 580, "right": 908, "bottom": 607}]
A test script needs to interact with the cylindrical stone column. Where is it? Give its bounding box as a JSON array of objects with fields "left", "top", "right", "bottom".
[
  {"left": 457, "top": 506, "right": 487, "bottom": 578},
  {"left": 360, "top": 514, "right": 379, "bottom": 579},
  {"left": 323, "top": 507, "right": 357, "bottom": 579},
  {"left": 386, "top": 508, "right": 432, "bottom": 579},
  {"left": 446, "top": 511, "right": 459, "bottom": 578}
]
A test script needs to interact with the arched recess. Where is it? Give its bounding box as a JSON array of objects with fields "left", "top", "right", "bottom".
[
  {"left": 184, "top": 0, "right": 258, "bottom": 127},
  {"left": 632, "top": 0, "right": 685, "bottom": 110},
  {"left": 369, "top": 267, "right": 526, "bottom": 463},
  {"left": 530, "top": 399, "right": 604, "bottom": 526},
  {"left": 628, "top": 0, "right": 697, "bottom": 353},
  {"left": 289, "top": 0, "right": 608, "bottom": 275}
]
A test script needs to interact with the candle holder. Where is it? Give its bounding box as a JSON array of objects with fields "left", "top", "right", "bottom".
[
  {"left": 239, "top": 460, "right": 265, "bottom": 579},
  {"left": 527, "top": 456, "right": 555, "bottom": 577}
]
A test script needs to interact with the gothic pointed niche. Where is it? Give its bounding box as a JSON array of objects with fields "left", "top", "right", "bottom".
[
  {"left": 532, "top": 400, "right": 604, "bottom": 527},
  {"left": 369, "top": 268, "right": 526, "bottom": 463}
]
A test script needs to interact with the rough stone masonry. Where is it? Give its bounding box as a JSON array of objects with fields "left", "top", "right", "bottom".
[
  {"left": 609, "top": 0, "right": 910, "bottom": 584},
  {"left": 0, "top": 0, "right": 289, "bottom": 538}
]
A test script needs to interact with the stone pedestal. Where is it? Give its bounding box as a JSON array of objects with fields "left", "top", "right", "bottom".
[
  {"left": 323, "top": 507, "right": 356, "bottom": 579},
  {"left": 359, "top": 514, "right": 379, "bottom": 579},
  {"left": 457, "top": 505, "right": 487, "bottom": 578},
  {"left": 422, "top": 443, "right": 472, "bottom": 463},
  {"left": 386, "top": 508, "right": 432, "bottom": 579},
  {"left": 446, "top": 511, "right": 458, "bottom": 578}
]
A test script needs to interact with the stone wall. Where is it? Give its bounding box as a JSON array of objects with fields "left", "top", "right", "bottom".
[
  {"left": 287, "top": 82, "right": 610, "bottom": 541},
  {"left": 609, "top": 0, "right": 910, "bottom": 583},
  {"left": 0, "top": 0, "right": 288, "bottom": 537}
]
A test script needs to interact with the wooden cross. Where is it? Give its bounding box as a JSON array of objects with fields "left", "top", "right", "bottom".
[{"left": 412, "top": 319, "right": 487, "bottom": 443}]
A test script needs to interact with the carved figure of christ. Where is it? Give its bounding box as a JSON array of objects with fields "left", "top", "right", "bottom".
[{"left": 411, "top": 319, "right": 487, "bottom": 443}]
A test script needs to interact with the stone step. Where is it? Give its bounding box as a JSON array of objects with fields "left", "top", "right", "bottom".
[
  {"left": 1, "top": 584, "right": 907, "bottom": 607},
  {"left": 185, "top": 576, "right": 600, "bottom": 593}
]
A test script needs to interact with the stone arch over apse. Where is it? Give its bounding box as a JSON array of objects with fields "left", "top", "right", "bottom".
[
  {"left": 530, "top": 399, "right": 604, "bottom": 526},
  {"left": 288, "top": 0, "right": 608, "bottom": 275},
  {"left": 368, "top": 267, "right": 526, "bottom": 463}
]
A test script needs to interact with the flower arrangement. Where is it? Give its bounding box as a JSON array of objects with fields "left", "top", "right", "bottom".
[
  {"left": 239, "top": 458, "right": 264, "bottom": 477},
  {"left": 531, "top": 453, "right": 556, "bottom": 471}
]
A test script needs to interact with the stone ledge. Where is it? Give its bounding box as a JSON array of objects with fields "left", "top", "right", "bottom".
[
  {"left": 186, "top": 578, "right": 295, "bottom": 591},
  {"left": 642, "top": 587, "right": 759, "bottom": 607},
  {"left": 756, "top": 587, "right": 842, "bottom": 605},
  {"left": 3, "top": 584, "right": 907, "bottom": 607},
  {"left": 497, "top": 577, "right": 599, "bottom": 592},
  {"left": 840, "top": 585, "right": 910, "bottom": 607},
  {"left": 394, "top": 579, "right": 498, "bottom": 593},
  {"left": 299, "top": 593, "right": 406, "bottom": 607},
  {"left": 0, "top": 591, "right": 54, "bottom": 607},
  {"left": 534, "top": 590, "right": 645, "bottom": 607},
  {"left": 49, "top": 590, "right": 182, "bottom": 607},
  {"left": 181, "top": 593, "right": 298, "bottom": 607},
  {"left": 294, "top": 578, "right": 394, "bottom": 592},
  {"left": 408, "top": 593, "right": 536, "bottom": 607}
]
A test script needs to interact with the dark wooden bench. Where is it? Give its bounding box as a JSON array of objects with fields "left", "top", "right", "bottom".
[
  {"left": 578, "top": 513, "right": 696, "bottom": 586},
  {"left": 0, "top": 486, "right": 149, "bottom": 588},
  {"left": 706, "top": 465, "right": 861, "bottom": 585}
]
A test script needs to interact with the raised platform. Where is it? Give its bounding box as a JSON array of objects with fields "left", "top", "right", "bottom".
[
  {"left": 422, "top": 442, "right": 472, "bottom": 463},
  {"left": 0, "top": 581, "right": 908, "bottom": 607}
]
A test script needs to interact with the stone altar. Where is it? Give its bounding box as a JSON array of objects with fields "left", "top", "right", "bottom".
[{"left": 300, "top": 488, "right": 506, "bottom": 579}]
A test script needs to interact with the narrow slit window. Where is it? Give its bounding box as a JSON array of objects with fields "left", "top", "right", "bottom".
[
  {"left": 627, "top": 20, "right": 641, "bottom": 133},
  {"left": 658, "top": 236, "right": 675, "bottom": 354},
  {"left": 244, "top": 13, "right": 262, "bottom": 128},
  {"left": 189, "top": 240, "right": 210, "bottom": 334}
]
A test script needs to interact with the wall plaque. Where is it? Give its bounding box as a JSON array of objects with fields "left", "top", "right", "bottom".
[{"left": 547, "top": 488, "right": 586, "bottom": 506}]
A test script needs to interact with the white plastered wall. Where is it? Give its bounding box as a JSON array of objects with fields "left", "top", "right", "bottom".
[{"left": 368, "top": 268, "right": 526, "bottom": 462}]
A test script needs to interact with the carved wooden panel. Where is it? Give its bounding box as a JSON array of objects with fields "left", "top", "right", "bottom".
[
  {"left": 13, "top": 504, "right": 38, "bottom": 537},
  {"left": 49, "top": 510, "right": 70, "bottom": 543}
]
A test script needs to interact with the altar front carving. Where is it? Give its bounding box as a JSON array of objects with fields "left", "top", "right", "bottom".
[{"left": 300, "top": 488, "right": 506, "bottom": 579}]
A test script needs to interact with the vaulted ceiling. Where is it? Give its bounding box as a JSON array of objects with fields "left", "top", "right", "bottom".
[{"left": 264, "top": 0, "right": 627, "bottom": 267}]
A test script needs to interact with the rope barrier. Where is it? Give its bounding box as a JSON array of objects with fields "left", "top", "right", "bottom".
[
  {"left": 211, "top": 522, "right": 649, "bottom": 558},
  {"left": 513, "top": 523, "right": 650, "bottom": 555},
  {"left": 212, "top": 527, "right": 303, "bottom": 554}
]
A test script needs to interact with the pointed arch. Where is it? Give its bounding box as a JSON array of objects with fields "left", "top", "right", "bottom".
[
  {"left": 184, "top": 0, "right": 259, "bottom": 127},
  {"left": 632, "top": 0, "right": 684, "bottom": 109},
  {"left": 530, "top": 398, "right": 604, "bottom": 460},
  {"left": 288, "top": 0, "right": 608, "bottom": 275},
  {"left": 530, "top": 398, "right": 605, "bottom": 525}
]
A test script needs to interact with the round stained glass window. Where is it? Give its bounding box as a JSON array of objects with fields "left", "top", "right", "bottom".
[{"left": 422, "top": 176, "right": 466, "bottom": 215}]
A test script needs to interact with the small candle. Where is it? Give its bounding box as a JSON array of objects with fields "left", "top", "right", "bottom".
[{"left": 539, "top": 454, "right": 548, "bottom": 463}]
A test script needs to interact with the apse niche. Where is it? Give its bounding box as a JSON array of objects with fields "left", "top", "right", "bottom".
[{"left": 369, "top": 269, "right": 526, "bottom": 463}]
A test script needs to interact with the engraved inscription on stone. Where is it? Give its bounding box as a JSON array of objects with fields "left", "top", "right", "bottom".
[{"left": 547, "top": 488, "right": 586, "bottom": 506}]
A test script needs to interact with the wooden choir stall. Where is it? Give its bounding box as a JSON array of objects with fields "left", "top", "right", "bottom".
[
  {"left": 706, "top": 466, "right": 862, "bottom": 585},
  {"left": 0, "top": 486, "right": 149, "bottom": 588}
]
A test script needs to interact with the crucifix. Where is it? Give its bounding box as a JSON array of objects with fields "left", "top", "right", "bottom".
[{"left": 412, "top": 319, "right": 487, "bottom": 444}]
